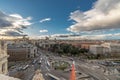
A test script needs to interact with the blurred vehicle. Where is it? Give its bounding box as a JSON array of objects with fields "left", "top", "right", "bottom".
[
  {"left": 64, "top": 68, "right": 71, "bottom": 72},
  {"left": 32, "top": 59, "right": 37, "bottom": 64},
  {"left": 10, "top": 66, "right": 16, "bottom": 69},
  {"left": 69, "top": 58, "right": 73, "bottom": 61},
  {"left": 22, "top": 65, "right": 29, "bottom": 70},
  {"left": 38, "top": 60, "right": 42, "bottom": 64},
  {"left": 17, "top": 66, "right": 23, "bottom": 71},
  {"left": 40, "top": 58, "right": 43, "bottom": 60},
  {"left": 46, "top": 61, "right": 50, "bottom": 68}
]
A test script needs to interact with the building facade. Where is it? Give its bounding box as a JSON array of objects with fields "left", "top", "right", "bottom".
[
  {"left": 89, "top": 45, "right": 104, "bottom": 54},
  {"left": 0, "top": 41, "right": 9, "bottom": 74},
  {"left": 7, "top": 43, "right": 37, "bottom": 61},
  {"left": 90, "top": 43, "right": 120, "bottom": 54},
  {"left": 0, "top": 74, "right": 20, "bottom": 80},
  {"left": 102, "top": 43, "right": 120, "bottom": 54}
]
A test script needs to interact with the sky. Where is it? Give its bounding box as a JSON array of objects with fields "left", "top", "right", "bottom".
[{"left": 0, "top": 0, "right": 120, "bottom": 40}]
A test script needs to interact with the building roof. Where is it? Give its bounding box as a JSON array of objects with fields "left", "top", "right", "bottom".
[
  {"left": 90, "top": 45, "right": 103, "bottom": 47},
  {"left": 7, "top": 43, "right": 34, "bottom": 49}
]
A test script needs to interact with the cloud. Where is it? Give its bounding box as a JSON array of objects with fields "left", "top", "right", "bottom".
[
  {"left": 30, "top": 35, "right": 49, "bottom": 39},
  {"left": 29, "top": 32, "right": 120, "bottom": 40},
  {"left": 67, "top": 0, "right": 120, "bottom": 33},
  {"left": 68, "top": 35, "right": 105, "bottom": 40},
  {"left": 39, "top": 29, "right": 48, "bottom": 33},
  {"left": 0, "top": 29, "right": 25, "bottom": 36},
  {"left": 51, "top": 34, "right": 70, "bottom": 37},
  {"left": 40, "top": 18, "right": 51, "bottom": 23},
  {"left": 50, "top": 33, "right": 106, "bottom": 40},
  {"left": 51, "top": 33, "right": 79, "bottom": 38},
  {"left": 51, "top": 33, "right": 120, "bottom": 40},
  {"left": 0, "top": 11, "right": 32, "bottom": 36}
]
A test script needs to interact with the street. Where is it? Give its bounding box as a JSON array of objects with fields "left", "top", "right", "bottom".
[{"left": 8, "top": 49, "right": 119, "bottom": 80}]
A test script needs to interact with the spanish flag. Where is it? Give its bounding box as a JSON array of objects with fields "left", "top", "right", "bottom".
[{"left": 70, "top": 61, "right": 76, "bottom": 80}]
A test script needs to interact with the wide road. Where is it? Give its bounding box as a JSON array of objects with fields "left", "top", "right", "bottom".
[{"left": 8, "top": 49, "right": 118, "bottom": 80}]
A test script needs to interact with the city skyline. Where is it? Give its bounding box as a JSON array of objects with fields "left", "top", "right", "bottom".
[{"left": 0, "top": 0, "right": 120, "bottom": 40}]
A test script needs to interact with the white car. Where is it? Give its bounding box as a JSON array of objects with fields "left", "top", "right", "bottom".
[
  {"left": 32, "top": 60, "right": 37, "bottom": 64},
  {"left": 40, "top": 58, "right": 42, "bottom": 60},
  {"left": 38, "top": 60, "right": 42, "bottom": 64},
  {"left": 17, "top": 66, "right": 23, "bottom": 71},
  {"left": 22, "top": 65, "right": 29, "bottom": 70}
]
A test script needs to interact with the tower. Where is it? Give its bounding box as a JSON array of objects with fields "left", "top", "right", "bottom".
[{"left": 70, "top": 61, "right": 76, "bottom": 80}]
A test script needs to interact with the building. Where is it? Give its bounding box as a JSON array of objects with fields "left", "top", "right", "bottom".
[
  {"left": 58, "top": 41, "right": 102, "bottom": 49},
  {"left": 109, "top": 43, "right": 120, "bottom": 53},
  {"left": 102, "top": 43, "right": 120, "bottom": 54},
  {"left": 7, "top": 43, "right": 37, "bottom": 61},
  {"left": 0, "top": 41, "right": 9, "bottom": 74},
  {"left": 80, "top": 42, "right": 101, "bottom": 49},
  {"left": 90, "top": 43, "right": 120, "bottom": 54},
  {"left": 89, "top": 45, "right": 104, "bottom": 54},
  {"left": 36, "top": 40, "right": 56, "bottom": 50},
  {"left": 0, "top": 74, "right": 20, "bottom": 80}
]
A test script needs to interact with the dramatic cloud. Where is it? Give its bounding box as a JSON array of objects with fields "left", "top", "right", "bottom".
[
  {"left": 39, "top": 29, "right": 48, "bottom": 33},
  {"left": 30, "top": 35, "right": 49, "bottom": 39},
  {"left": 0, "top": 29, "right": 25, "bottom": 36},
  {"left": 51, "top": 33, "right": 120, "bottom": 40},
  {"left": 29, "top": 32, "right": 120, "bottom": 40},
  {"left": 67, "top": 0, "right": 120, "bottom": 32},
  {"left": 40, "top": 18, "right": 51, "bottom": 23},
  {"left": 51, "top": 33, "right": 79, "bottom": 38},
  {"left": 68, "top": 35, "right": 105, "bottom": 40},
  {"left": 0, "top": 11, "right": 32, "bottom": 36}
]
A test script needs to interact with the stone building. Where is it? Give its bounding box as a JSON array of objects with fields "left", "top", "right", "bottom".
[
  {"left": 0, "top": 40, "right": 9, "bottom": 74},
  {"left": 36, "top": 40, "right": 56, "bottom": 50},
  {"left": 90, "top": 42, "right": 120, "bottom": 54},
  {"left": 101, "top": 43, "right": 120, "bottom": 54},
  {"left": 0, "top": 74, "right": 20, "bottom": 80},
  {"left": 89, "top": 45, "right": 104, "bottom": 54},
  {"left": 7, "top": 43, "right": 37, "bottom": 61}
]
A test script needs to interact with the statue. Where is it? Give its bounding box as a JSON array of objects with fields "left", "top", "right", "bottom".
[{"left": 32, "top": 69, "right": 45, "bottom": 80}]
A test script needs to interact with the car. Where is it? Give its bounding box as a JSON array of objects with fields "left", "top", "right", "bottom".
[
  {"left": 10, "top": 66, "right": 16, "bottom": 69},
  {"left": 17, "top": 66, "right": 23, "bottom": 71},
  {"left": 40, "top": 58, "right": 42, "bottom": 60},
  {"left": 32, "top": 59, "right": 37, "bottom": 64},
  {"left": 22, "top": 65, "right": 29, "bottom": 70},
  {"left": 69, "top": 58, "right": 73, "bottom": 61},
  {"left": 64, "top": 68, "right": 71, "bottom": 72},
  {"left": 46, "top": 61, "right": 50, "bottom": 67},
  {"left": 38, "top": 60, "right": 42, "bottom": 64}
]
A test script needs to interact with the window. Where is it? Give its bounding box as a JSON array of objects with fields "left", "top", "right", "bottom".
[
  {"left": 28, "top": 54, "right": 30, "bottom": 58},
  {"left": 2, "top": 63, "right": 5, "bottom": 74}
]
